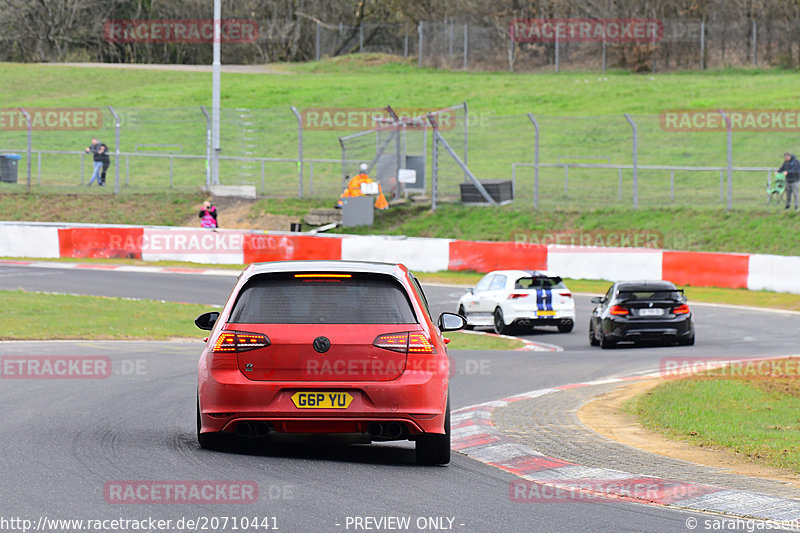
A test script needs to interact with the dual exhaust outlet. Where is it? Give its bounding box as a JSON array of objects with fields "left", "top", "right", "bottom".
[
  {"left": 235, "top": 421, "right": 272, "bottom": 438},
  {"left": 368, "top": 421, "right": 406, "bottom": 439}
]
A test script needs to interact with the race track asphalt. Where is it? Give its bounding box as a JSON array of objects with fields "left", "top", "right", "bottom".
[{"left": 1, "top": 264, "right": 796, "bottom": 532}]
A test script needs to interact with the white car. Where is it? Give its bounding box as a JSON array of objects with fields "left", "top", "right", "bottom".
[{"left": 457, "top": 270, "right": 575, "bottom": 335}]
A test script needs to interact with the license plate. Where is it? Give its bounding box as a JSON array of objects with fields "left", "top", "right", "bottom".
[
  {"left": 291, "top": 391, "right": 353, "bottom": 409},
  {"left": 638, "top": 308, "right": 664, "bottom": 316},
  {"left": 537, "top": 310, "right": 556, "bottom": 317}
]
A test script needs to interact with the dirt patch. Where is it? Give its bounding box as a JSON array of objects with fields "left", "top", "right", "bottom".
[
  {"left": 578, "top": 379, "right": 800, "bottom": 490},
  {"left": 182, "top": 197, "right": 300, "bottom": 231}
]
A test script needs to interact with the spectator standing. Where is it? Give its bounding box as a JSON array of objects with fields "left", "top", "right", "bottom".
[
  {"left": 99, "top": 141, "right": 111, "bottom": 186},
  {"left": 84, "top": 138, "right": 106, "bottom": 186},
  {"left": 778, "top": 152, "right": 800, "bottom": 210},
  {"left": 199, "top": 200, "right": 218, "bottom": 228}
]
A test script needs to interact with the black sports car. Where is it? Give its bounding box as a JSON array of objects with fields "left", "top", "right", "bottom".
[{"left": 589, "top": 280, "right": 695, "bottom": 348}]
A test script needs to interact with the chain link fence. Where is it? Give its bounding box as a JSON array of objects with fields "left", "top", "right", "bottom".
[
  {"left": 0, "top": 105, "right": 792, "bottom": 210},
  {"left": 313, "top": 18, "right": 800, "bottom": 72}
]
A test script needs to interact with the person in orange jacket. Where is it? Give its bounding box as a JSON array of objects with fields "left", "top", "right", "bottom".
[{"left": 337, "top": 163, "right": 389, "bottom": 209}]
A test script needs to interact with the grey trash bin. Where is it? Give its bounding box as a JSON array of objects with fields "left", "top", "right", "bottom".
[{"left": 0, "top": 154, "right": 21, "bottom": 183}]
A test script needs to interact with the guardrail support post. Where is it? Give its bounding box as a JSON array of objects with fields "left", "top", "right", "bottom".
[
  {"left": 718, "top": 109, "right": 733, "bottom": 210},
  {"left": 291, "top": 106, "right": 304, "bottom": 198},
  {"left": 624, "top": 113, "right": 638, "bottom": 209},
  {"left": 19, "top": 108, "right": 32, "bottom": 191},
  {"left": 108, "top": 106, "right": 121, "bottom": 194},
  {"left": 527, "top": 113, "right": 540, "bottom": 209}
]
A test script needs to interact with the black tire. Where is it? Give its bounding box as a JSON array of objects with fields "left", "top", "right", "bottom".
[
  {"left": 197, "top": 397, "right": 227, "bottom": 451},
  {"left": 458, "top": 306, "right": 474, "bottom": 330},
  {"left": 589, "top": 321, "right": 599, "bottom": 346},
  {"left": 493, "top": 308, "right": 510, "bottom": 335},
  {"left": 416, "top": 397, "right": 450, "bottom": 466},
  {"left": 558, "top": 320, "right": 574, "bottom": 333},
  {"left": 599, "top": 329, "right": 616, "bottom": 349},
  {"left": 679, "top": 333, "right": 695, "bottom": 346}
]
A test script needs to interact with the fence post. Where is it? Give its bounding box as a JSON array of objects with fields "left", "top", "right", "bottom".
[
  {"left": 618, "top": 167, "right": 622, "bottom": 201},
  {"left": 211, "top": 0, "right": 221, "bottom": 186},
  {"left": 418, "top": 22, "right": 423, "bottom": 68},
  {"left": 700, "top": 19, "right": 705, "bottom": 70},
  {"left": 624, "top": 113, "right": 638, "bottom": 209},
  {"left": 602, "top": 36, "right": 607, "bottom": 73},
  {"left": 18, "top": 108, "right": 31, "bottom": 191},
  {"left": 291, "top": 106, "right": 304, "bottom": 198},
  {"left": 404, "top": 27, "right": 409, "bottom": 57},
  {"left": 752, "top": 20, "right": 757, "bottom": 65},
  {"left": 200, "top": 106, "right": 211, "bottom": 189},
  {"left": 670, "top": 169, "right": 675, "bottom": 203},
  {"left": 316, "top": 22, "right": 321, "bottom": 61},
  {"left": 431, "top": 119, "right": 439, "bottom": 211},
  {"left": 463, "top": 23, "right": 468, "bottom": 70},
  {"left": 527, "top": 113, "right": 540, "bottom": 209},
  {"left": 108, "top": 106, "right": 121, "bottom": 194},
  {"left": 564, "top": 165, "right": 568, "bottom": 195},
  {"left": 555, "top": 31, "right": 560, "bottom": 73},
  {"left": 463, "top": 101, "right": 468, "bottom": 182},
  {"left": 359, "top": 25, "right": 364, "bottom": 53},
  {"left": 719, "top": 109, "right": 733, "bottom": 210}
]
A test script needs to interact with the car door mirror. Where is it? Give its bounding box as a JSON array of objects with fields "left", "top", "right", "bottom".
[
  {"left": 465, "top": 288, "right": 473, "bottom": 295},
  {"left": 438, "top": 312, "right": 466, "bottom": 332},
  {"left": 195, "top": 311, "right": 220, "bottom": 331},
  {"left": 591, "top": 297, "right": 603, "bottom": 304}
]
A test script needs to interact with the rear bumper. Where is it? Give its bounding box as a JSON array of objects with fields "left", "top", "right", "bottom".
[
  {"left": 198, "top": 361, "right": 448, "bottom": 437},
  {"left": 604, "top": 315, "right": 693, "bottom": 342}
]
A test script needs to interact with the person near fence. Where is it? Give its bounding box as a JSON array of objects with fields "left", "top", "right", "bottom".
[
  {"left": 778, "top": 152, "right": 800, "bottom": 210},
  {"left": 84, "top": 138, "right": 107, "bottom": 186},
  {"left": 336, "top": 163, "right": 389, "bottom": 209},
  {"left": 199, "top": 200, "right": 218, "bottom": 228},
  {"left": 99, "top": 141, "right": 111, "bottom": 186}
]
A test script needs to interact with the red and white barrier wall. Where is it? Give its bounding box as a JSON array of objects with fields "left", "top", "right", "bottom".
[{"left": 1, "top": 222, "right": 798, "bottom": 294}]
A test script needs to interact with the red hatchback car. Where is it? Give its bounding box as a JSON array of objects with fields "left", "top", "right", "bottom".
[{"left": 195, "top": 260, "right": 465, "bottom": 465}]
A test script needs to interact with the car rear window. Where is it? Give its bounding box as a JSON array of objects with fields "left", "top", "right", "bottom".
[
  {"left": 228, "top": 273, "right": 418, "bottom": 324},
  {"left": 618, "top": 290, "right": 681, "bottom": 301},
  {"left": 515, "top": 276, "right": 566, "bottom": 290}
]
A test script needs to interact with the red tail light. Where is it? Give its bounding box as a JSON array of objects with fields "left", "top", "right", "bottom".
[
  {"left": 508, "top": 293, "right": 528, "bottom": 299},
  {"left": 609, "top": 305, "right": 629, "bottom": 316},
  {"left": 559, "top": 292, "right": 572, "bottom": 298},
  {"left": 373, "top": 332, "right": 436, "bottom": 354},
  {"left": 672, "top": 304, "right": 691, "bottom": 315},
  {"left": 213, "top": 331, "right": 270, "bottom": 353}
]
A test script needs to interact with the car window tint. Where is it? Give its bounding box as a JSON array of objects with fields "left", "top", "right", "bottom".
[
  {"left": 489, "top": 275, "right": 507, "bottom": 290},
  {"left": 515, "top": 276, "right": 566, "bottom": 290},
  {"left": 474, "top": 275, "right": 493, "bottom": 293},
  {"left": 229, "top": 273, "right": 417, "bottom": 324},
  {"left": 618, "top": 290, "right": 681, "bottom": 301}
]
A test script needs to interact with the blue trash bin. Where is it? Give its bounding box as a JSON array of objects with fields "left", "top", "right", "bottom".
[{"left": 0, "top": 154, "right": 21, "bottom": 183}]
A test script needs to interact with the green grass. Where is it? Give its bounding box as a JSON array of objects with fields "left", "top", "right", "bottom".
[
  {"left": 626, "top": 373, "right": 800, "bottom": 473},
  {"left": 1, "top": 290, "right": 216, "bottom": 340},
  {"left": 0, "top": 289, "right": 523, "bottom": 349},
  {"left": 339, "top": 203, "right": 800, "bottom": 256},
  {"left": 446, "top": 331, "right": 524, "bottom": 351}
]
